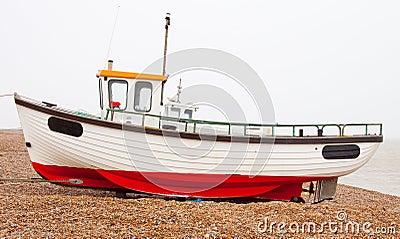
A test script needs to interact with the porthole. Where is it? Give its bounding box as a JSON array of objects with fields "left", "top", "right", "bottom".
[
  {"left": 322, "top": 144, "right": 360, "bottom": 159},
  {"left": 48, "top": 117, "right": 83, "bottom": 137}
]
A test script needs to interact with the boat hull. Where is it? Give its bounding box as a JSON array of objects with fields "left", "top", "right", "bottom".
[
  {"left": 32, "top": 161, "right": 317, "bottom": 200},
  {"left": 15, "top": 95, "right": 382, "bottom": 200}
]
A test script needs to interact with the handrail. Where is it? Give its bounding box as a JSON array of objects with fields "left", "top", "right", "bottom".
[
  {"left": 105, "top": 108, "right": 383, "bottom": 137},
  {"left": 341, "top": 123, "right": 383, "bottom": 136}
]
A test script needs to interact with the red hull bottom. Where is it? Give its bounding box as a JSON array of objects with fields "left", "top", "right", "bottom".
[{"left": 32, "top": 162, "right": 330, "bottom": 200}]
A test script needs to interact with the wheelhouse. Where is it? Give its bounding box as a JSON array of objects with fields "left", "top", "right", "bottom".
[{"left": 96, "top": 61, "right": 167, "bottom": 127}]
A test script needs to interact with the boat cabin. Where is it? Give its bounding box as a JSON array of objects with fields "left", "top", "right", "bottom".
[
  {"left": 96, "top": 60, "right": 197, "bottom": 129},
  {"left": 96, "top": 60, "right": 167, "bottom": 127}
]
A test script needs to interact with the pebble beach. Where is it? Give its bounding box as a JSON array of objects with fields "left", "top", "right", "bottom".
[{"left": 0, "top": 129, "right": 398, "bottom": 238}]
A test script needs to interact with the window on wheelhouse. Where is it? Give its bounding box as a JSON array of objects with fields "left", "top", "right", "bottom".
[
  {"left": 183, "top": 109, "right": 193, "bottom": 119},
  {"left": 108, "top": 79, "right": 128, "bottom": 110},
  {"left": 170, "top": 107, "right": 180, "bottom": 118},
  {"left": 134, "top": 81, "right": 152, "bottom": 112},
  {"left": 99, "top": 78, "right": 103, "bottom": 109}
]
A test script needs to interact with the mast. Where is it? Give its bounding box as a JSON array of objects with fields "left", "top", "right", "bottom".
[
  {"left": 176, "top": 78, "right": 182, "bottom": 103},
  {"left": 160, "top": 13, "right": 170, "bottom": 106}
]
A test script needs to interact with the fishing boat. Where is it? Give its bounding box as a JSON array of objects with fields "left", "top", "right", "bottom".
[{"left": 14, "top": 16, "right": 383, "bottom": 201}]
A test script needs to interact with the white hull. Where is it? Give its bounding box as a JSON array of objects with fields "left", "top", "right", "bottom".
[
  {"left": 15, "top": 95, "right": 382, "bottom": 199},
  {"left": 17, "top": 104, "right": 379, "bottom": 177}
]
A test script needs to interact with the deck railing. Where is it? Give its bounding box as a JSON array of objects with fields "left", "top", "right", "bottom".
[{"left": 105, "top": 108, "right": 383, "bottom": 137}]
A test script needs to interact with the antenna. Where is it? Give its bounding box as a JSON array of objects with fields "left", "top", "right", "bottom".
[
  {"left": 176, "top": 78, "right": 182, "bottom": 103},
  {"left": 160, "top": 13, "right": 171, "bottom": 106},
  {"left": 105, "top": 5, "right": 120, "bottom": 68}
]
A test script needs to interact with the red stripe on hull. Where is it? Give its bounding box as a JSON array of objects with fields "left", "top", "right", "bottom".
[
  {"left": 97, "top": 170, "right": 310, "bottom": 200},
  {"left": 31, "top": 162, "right": 123, "bottom": 189},
  {"left": 32, "top": 162, "right": 332, "bottom": 200}
]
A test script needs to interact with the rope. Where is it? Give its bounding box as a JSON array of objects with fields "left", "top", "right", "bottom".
[
  {"left": 0, "top": 93, "right": 13, "bottom": 98},
  {"left": 0, "top": 178, "right": 83, "bottom": 185}
]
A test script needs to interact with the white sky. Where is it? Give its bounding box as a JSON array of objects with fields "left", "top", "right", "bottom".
[{"left": 0, "top": 0, "right": 399, "bottom": 138}]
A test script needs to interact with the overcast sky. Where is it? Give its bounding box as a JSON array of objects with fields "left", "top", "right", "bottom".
[{"left": 1, "top": 0, "right": 399, "bottom": 138}]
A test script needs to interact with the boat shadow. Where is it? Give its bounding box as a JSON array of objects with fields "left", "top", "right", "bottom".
[
  {"left": 124, "top": 192, "right": 275, "bottom": 204},
  {"left": 2, "top": 182, "right": 302, "bottom": 204}
]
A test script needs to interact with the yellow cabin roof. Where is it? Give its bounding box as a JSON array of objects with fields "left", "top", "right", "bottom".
[{"left": 97, "top": 70, "right": 167, "bottom": 81}]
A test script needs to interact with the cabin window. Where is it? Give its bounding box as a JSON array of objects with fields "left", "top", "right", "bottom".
[
  {"left": 108, "top": 80, "right": 128, "bottom": 110},
  {"left": 170, "top": 107, "right": 180, "bottom": 118},
  {"left": 183, "top": 109, "right": 193, "bottom": 119},
  {"left": 134, "top": 81, "right": 152, "bottom": 112},
  {"left": 99, "top": 78, "right": 103, "bottom": 109}
]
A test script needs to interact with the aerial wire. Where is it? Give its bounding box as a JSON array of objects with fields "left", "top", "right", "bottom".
[{"left": 105, "top": 5, "right": 121, "bottom": 69}]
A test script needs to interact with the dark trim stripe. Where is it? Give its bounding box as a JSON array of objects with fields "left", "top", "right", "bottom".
[
  {"left": 15, "top": 97, "right": 383, "bottom": 144},
  {"left": 15, "top": 97, "right": 122, "bottom": 129}
]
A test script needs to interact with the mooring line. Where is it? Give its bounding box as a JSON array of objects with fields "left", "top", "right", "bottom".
[
  {"left": 0, "top": 178, "right": 83, "bottom": 185},
  {"left": 0, "top": 93, "right": 13, "bottom": 98}
]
